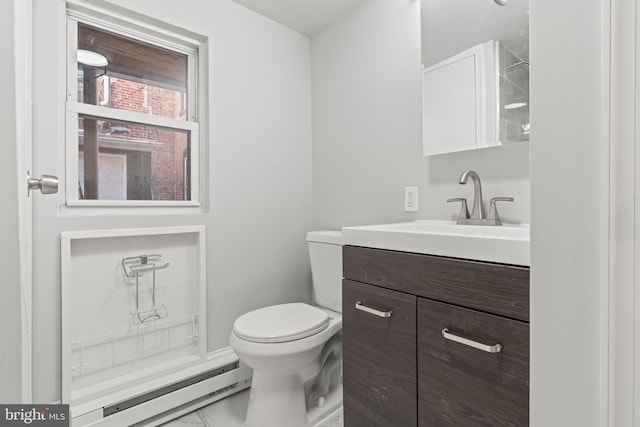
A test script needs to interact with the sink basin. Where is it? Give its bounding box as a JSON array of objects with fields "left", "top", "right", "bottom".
[{"left": 341, "top": 220, "right": 530, "bottom": 266}]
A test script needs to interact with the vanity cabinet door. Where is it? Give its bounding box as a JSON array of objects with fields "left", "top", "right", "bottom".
[
  {"left": 418, "top": 298, "right": 529, "bottom": 426},
  {"left": 342, "top": 279, "right": 417, "bottom": 427}
]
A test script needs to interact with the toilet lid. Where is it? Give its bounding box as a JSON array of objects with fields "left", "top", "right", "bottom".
[{"left": 233, "top": 303, "right": 330, "bottom": 343}]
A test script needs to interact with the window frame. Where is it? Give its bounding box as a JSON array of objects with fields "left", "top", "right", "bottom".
[{"left": 65, "top": 3, "right": 202, "bottom": 208}]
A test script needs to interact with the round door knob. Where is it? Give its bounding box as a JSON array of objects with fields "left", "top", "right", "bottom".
[{"left": 28, "top": 174, "right": 59, "bottom": 195}]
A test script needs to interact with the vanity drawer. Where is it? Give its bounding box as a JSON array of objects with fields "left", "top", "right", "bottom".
[
  {"left": 342, "top": 279, "right": 417, "bottom": 427},
  {"left": 418, "top": 298, "right": 529, "bottom": 426},
  {"left": 343, "top": 245, "right": 529, "bottom": 321}
]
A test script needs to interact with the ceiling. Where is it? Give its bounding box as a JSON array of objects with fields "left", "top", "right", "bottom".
[
  {"left": 422, "top": 0, "right": 529, "bottom": 67},
  {"left": 230, "top": 0, "right": 367, "bottom": 37},
  {"left": 230, "top": 0, "right": 529, "bottom": 66}
]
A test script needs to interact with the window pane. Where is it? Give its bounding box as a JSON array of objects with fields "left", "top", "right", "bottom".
[
  {"left": 77, "top": 23, "right": 188, "bottom": 121},
  {"left": 78, "top": 116, "right": 190, "bottom": 201}
]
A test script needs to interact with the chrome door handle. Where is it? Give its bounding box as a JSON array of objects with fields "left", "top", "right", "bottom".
[
  {"left": 441, "top": 328, "right": 502, "bottom": 353},
  {"left": 28, "top": 173, "right": 58, "bottom": 195},
  {"left": 355, "top": 301, "right": 393, "bottom": 318}
]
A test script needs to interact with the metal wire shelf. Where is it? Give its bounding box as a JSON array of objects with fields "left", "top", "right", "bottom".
[{"left": 70, "top": 314, "right": 199, "bottom": 374}]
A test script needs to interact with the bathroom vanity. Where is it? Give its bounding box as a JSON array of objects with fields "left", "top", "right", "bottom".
[{"left": 341, "top": 221, "right": 530, "bottom": 426}]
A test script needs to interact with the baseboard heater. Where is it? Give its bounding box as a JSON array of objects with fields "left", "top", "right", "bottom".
[
  {"left": 104, "top": 361, "right": 237, "bottom": 417},
  {"left": 72, "top": 360, "right": 253, "bottom": 427}
]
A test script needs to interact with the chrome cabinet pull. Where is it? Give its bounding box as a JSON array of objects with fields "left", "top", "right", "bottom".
[
  {"left": 355, "top": 301, "right": 393, "bottom": 318},
  {"left": 441, "top": 328, "right": 502, "bottom": 353}
]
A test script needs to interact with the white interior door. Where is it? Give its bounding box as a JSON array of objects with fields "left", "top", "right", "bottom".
[{"left": 29, "top": 0, "right": 207, "bottom": 404}]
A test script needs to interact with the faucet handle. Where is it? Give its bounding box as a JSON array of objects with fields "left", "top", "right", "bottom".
[
  {"left": 487, "top": 197, "right": 514, "bottom": 225},
  {"left": 447, "top": 198, "right": 470, "bottom": 222}
]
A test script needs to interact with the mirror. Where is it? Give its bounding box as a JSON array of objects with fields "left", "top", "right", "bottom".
[{"left": 421, "top": 0, "right": 529, "bottom": 156}]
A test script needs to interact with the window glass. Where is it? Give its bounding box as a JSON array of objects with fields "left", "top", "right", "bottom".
[
  {"left": 78, "top": 116, "right": 190, "bottom": 201},
  {"left": 77, "top": 23, "right": 188, "bottom": 121}
]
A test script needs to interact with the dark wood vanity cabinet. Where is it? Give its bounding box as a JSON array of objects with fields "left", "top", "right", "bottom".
[{"left": 342, "top": 246, "right": 530, "bottom": 427}]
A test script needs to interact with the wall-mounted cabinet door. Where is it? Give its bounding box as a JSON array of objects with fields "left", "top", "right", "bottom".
[
  {"left": 422, "top": 41, "right": 498, "bottom": 156},
  {"left": 342, "top": 279, "right": 417, "bottom": 427},
  {"left": 423, "top": 54, "right": 477, "bottom": 155}
]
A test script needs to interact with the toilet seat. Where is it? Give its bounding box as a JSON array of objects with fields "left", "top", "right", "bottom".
[{"left": 233, "top": 303, "right": 330, "bottom": 343}]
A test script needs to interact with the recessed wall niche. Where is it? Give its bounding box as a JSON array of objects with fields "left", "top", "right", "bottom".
[{"left": 60, "top": 226, "right": 206, "bottom": 405}]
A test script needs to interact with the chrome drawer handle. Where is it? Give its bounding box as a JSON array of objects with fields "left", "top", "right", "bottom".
[
  {"left": 355, "top": 301, "right": 393, "bottom": 318},
  {"left": 441, "top": 328, "right": 502, "bottom": 353}
]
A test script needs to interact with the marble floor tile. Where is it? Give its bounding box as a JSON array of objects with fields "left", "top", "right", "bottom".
[
  {"left": 163, "top": 388, "right": 343, "bottom": 427},
  {"left": 197, "top": 389, "right": 249, "bottom": 427},
  {"left": 160, "top": 411, "right": 206, "bottom": 427}
]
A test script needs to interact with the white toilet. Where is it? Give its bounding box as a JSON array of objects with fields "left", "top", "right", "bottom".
[{"left": 229, "top": 231, "right": 343, "bottom": 427}]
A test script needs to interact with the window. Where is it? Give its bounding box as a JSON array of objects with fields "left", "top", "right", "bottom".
[{"left": 66, "top": 5, "right": 202, "bottom": 206}]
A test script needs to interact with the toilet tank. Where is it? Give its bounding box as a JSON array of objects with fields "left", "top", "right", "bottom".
[{"left": 307, "top": 231, "right": 343, "bottom": 313}]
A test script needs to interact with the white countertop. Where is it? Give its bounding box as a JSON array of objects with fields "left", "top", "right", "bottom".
[{"left": 341, "top": 220, "right": 530, "bottom": 266}]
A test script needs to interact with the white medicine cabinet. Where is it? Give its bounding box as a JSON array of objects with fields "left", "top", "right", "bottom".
[{"left": 422, "top": 40, "right": 530, "bottom": 156}]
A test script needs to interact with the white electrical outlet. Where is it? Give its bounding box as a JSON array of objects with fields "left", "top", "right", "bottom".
[{"left": 404, "top": 186, "right": 419, "bottom": 212}]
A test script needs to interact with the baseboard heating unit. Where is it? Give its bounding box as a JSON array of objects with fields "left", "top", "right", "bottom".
[{"left": 71, "top": 355, "right": 252, "bottom": 427}]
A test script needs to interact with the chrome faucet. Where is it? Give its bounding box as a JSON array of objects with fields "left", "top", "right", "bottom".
[
  {"left": 447, "top": 170, "right": 513, "bottom": 226},
  {"left": 459, "top": 170, "right": 484, "bottom": 220}
]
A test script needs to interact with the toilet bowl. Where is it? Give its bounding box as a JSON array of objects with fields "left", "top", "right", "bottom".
[
  {"left": 229, "top": 231, "right": 343, "bottom": 427},
  {"left": 230, "top": 304, "right": 342, "bottom": 427}
]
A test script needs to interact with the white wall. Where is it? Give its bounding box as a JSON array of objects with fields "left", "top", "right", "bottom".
[
  {"left": 27, "top": 0, "right": 313, "bottom": 403},
  {"left": 421, "top": 143, "right": 530, "bottom": 224},
  {"left": 311, "top": 0, "right": 423, "bottom": 230},
  {"left": 608, "top": 0, "right": 639, "bottom": 423},
  {"left": 530, "top": 0, "right": 609, "bottom": 424},
  {"left": 0, "top": 0, "right": 24, "bottom": 404}
]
